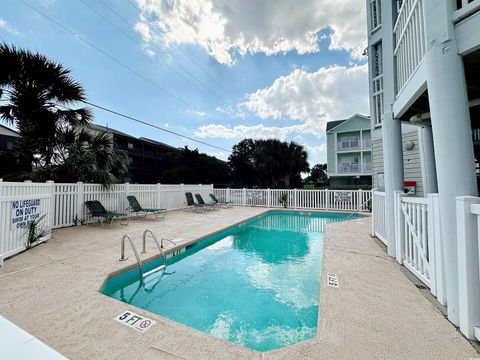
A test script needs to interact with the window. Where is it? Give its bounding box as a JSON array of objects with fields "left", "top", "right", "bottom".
[
  {"left": 127, "top": 143, "right": 133, "bottom": 150},
  {"left": 372, "top": 42, "right": 384, "bottom": 127},
  {"left": 369, "top": 0, "right": 382, "bottom": 31},
  {"left": 6, "top": 141, "right": 13, "bottom": 151}
]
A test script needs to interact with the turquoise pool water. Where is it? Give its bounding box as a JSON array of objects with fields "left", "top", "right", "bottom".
[{"left": 101, "top": 211, "right": 360, "bottom": 351}]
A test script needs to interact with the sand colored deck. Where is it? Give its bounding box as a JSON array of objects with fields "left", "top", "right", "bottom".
[{"left": 0, "top": 209, "right": 477, "bottom": 359}]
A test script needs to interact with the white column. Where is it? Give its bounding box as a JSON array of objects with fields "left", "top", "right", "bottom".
[
  {"left": 424, "top": 0, "right": 478, "bottom": 325},
  {"left": 456, "top": 196, "right": 480, "bottom": 338},
  {"left": 382, "top": 112, "right": 404, "bottom": 258},
  {"left": 418, "top": 126, "right": 438, "bottom": 194},
  {"left": 378, "top": 0, "right": 404, "bottom": 258}
]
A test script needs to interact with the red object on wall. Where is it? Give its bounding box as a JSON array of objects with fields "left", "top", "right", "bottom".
[{"left": 404, "top": 181, "right": 416, "bottom": 187}]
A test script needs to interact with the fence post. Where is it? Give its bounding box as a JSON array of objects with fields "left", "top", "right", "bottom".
[
  {"left": 156, "top": 183, "right": 161, "bottom": 208},
  {"left": 243, "top": 188, "right": 246, "bottom": 207},
  {"left": 326, "top": 190, "right": 330, "bottom": 210},
  {"left": 358, "top": 189, "right": 363, "bottom": 211},
  {"left": 394, "top": 190, "right": 405, "bottom": 264},
  {"left": 180, "top": 183, "right": 185, "bottom": 209},
  {"left": 46, "top": 180, "right": 55, "bottom": 234},
  {"left": 267, "top": 188, "right": 271, "bottom": 208},
  {"left": 226, "top": 188, "right": 230, "bottom": 203},
  {"left": 456, "top": 196, "right": 480, "bottom": 339},
  {"left": 76, "top": 182, "right": 84, "bottom": 225},
  {"left": 0, "top": 179, "right": 3, "bottom": 267},
  {"left": 429, "top": 193, "right": 445, "bottom": 305}
]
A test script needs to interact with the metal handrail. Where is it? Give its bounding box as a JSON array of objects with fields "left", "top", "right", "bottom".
[
  {"left": 119, "top": 234, "right": 144, "bottom": 277},
  {"left": 346, "top": 198, "right": 372, "bottom": 220},
  {"left": 161, "top": 238, "right": 177, "bottom": 248},
  {"left": 142, "top": 229, "right": 167, "bottom": 278}
]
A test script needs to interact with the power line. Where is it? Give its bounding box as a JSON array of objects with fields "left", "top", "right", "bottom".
[
  {"left": 79, "top": 0, "right": 232, "bottom": 107},
  {"left": 124, "top": 0, "right": 238, "bottom": 103},
  {"left": 81, "top": 100, "right": 231, "bottom": 153}
]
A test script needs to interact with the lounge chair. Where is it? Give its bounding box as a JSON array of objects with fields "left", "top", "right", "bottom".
[
  {"left": 194, "top": 193, "right": 217, "bottom": 210},
  {"left": 184, "top": 192, "right": 205, "bottom": 212},
  {"left": 85, "top": 200, "right": 128, "bottom": 227},
  {"left": 127, "top": 195, "right": 167, "bottom": 219},
  {"left": 209, "top": 193, "right": 233, "bottom": 208}
]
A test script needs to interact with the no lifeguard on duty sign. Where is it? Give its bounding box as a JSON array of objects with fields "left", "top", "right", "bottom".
[{"left": 114, "top": 310, "right": 156, "bottom": 333}]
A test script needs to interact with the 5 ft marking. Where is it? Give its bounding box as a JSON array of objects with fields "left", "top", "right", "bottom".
[{"left": 115, "top": 311, "right": 156, "bottom": 333}]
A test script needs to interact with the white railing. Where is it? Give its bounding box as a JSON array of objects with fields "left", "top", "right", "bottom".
[
  {"left": 369, "top": 0, "right": 382, "bottom": 31},
  {"left": 337, "top": 141, "right": 360, "bottom": 151},
  {"left": 372, "top": 191, "right": 387, "bottom": 244},
  {"left": 393, "top": 0, "right": 427, "bottom": 94},
  {"left": 213, "top": 188, "right": 372, "bottom": 212},
  {"left": 473, "top": 128, "right": 480, "bottom": 141},
  {"left": 0, "top": 181, "right": 213, "bottom": 261},
  {"left": 393, "top": 191, "right": 444, "bottom": 302},
  {"left": 453, "top": 0, "right": 480, "bottom": 22},
  {"left": 337, "top": 163, "right": 372, "bottom": 174},
  {"left": 372, "top": 74, "right": 384, "bottom": 126},
  {"left": 456, "top": 196, "right": 480, "bottom": 340}
]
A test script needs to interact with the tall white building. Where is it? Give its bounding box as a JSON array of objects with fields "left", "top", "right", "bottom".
[{"left": 367, "top": 0, "right": 480, "bottom": 340}]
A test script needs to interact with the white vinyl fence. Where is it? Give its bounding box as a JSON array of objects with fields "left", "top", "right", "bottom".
[
  {"left": 0, "top": 181, "right": 213, "bottom": 262},
  {"left": 393, "top": 191, "right": 445, "bottom": 301},
  {"left": 213, "top": 188, "right": 372, "bottom": 211},
  {"left": 372, "top": 191, "right": 387, "bottom": 245}
]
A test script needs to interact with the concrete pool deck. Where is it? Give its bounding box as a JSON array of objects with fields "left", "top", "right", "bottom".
[{"left": 0, "top": 208, "right": 477, "bottom": 359}]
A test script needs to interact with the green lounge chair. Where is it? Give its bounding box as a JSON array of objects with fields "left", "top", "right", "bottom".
[
  {"left": 85, "top": 200, "right": 128, "bottom": 227},
  {"left": 209, "top": 193, "right": 233, "bottom": 208},
  {"left": 127, "top": 195, "right": 167, "bottom": 219},
  {"left": 194, "top": 193, "right": 217, "bottom": 210},
  {"left": 183, "top": 192, "right": 205, "bottom": 212}
]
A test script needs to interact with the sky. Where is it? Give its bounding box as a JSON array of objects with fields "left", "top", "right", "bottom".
[{"left": 0, "top": 0, "right": 370, "bottom": 165}]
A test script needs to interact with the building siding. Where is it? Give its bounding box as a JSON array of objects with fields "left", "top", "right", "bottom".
[{"left": 371, "top": 129, "right": 424, "bottom": 196}]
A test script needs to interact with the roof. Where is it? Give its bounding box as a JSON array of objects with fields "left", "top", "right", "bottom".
[
  {"left": 139, "top": 137, "right": 179, "bottom": 151},
  {"left": 0, "top": 124, "right": 20, "bottom": 138},
  {"left": 89, "top": 124, "right": 134, "bottom": 139},
  {"left": 326, "top": 114, "right": 370, "bottom": 133},
  {"left": 326, "top": 120, "right": 346, "bottom": 132}
]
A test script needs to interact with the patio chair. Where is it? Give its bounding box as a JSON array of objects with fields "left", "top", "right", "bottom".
[
  {"left": 127, "top": 195, "right": 167, "bottom": 219},
  {"left": 194, "top": 193, "right": 217, "bottom": 210},
  {"left": 209, "top": 193, "right": 233, "bottom": 208},
  {"left": 183, "top": 192, "right": 206, "bottom": 212},
  {"left": 85, "top": 200, "right": 128, "bottom": 227}
]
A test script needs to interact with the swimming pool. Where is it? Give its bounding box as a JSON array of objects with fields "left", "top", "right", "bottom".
[{"left": 101, "top": 211, "right": 361, "bottom": 351}]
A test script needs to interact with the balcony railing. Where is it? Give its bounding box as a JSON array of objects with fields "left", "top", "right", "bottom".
[
  {"left": 337, "top": 140, "right": 371, "bottom": 151},
  {"left": 454, "top": 0, "right": 480, "bottom": 22},
  {"left": 337, "top": 163, "right": 372, "bottom": 174},
  {"left": 393, "top": 0, "right": 427, "bottom": 94}
]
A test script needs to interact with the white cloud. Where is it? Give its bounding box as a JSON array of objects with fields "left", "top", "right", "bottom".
[
  {"left": 134, "top": 0, "right": 367, "bottom": 65},
  {"left": 0, "top": 18, "right": 22, "bottom": 36},
  {"left": 196, "top": 64, "right": 369, "bottom": 139}
]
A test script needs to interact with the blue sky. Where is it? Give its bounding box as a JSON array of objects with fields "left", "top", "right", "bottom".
[{"left": 0, "top": 0, "right": 370, "bottom": 165}]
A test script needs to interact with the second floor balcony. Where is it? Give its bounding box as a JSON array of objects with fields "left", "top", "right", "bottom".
[
  {"left": 337, "top": 163, "right": 372, "bottom": 174},
  {"left": 337, "top": 139, "right": 371, "bottom": 151}
]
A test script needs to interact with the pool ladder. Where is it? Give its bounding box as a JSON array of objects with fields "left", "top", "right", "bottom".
[{"left": 120, "top": 229, "right": 176, "bottom": 280}]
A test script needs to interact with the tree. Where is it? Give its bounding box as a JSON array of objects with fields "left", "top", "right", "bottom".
[
  {"left": 0, "top": 43, "right": 92, "bottom": 172},
  {"left": 161, "top": 146, "right": 230, "bottom": 185},
  {"left": 228, "top": 138, "right": 310, "bottom": 188},
  {"left": 228, "top": 139, "right": 257, "bottom": 187},
  {"left": 310, "top": 164, "right": 328, "bottom": 181},
  {"left": 27, "top": 129, "right": 130, "bottom": 187}
]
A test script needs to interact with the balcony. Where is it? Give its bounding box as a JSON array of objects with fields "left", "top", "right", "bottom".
[
  {"left": 454, "top": 0, "right": 480, "bottom": 23},
  {"left": 337, "top": 140, "right": 371, "bottom": 151},
  {"left": 337, "top": 163, "right": 372, "bottom": 174}
]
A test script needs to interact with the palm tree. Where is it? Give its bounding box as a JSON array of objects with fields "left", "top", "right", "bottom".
[
  {"left": 29, "top": 128, "right": 130, "bottom": 187},
  {"left": 0, "top": 43, "right": 92, "bottom": 172}
]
